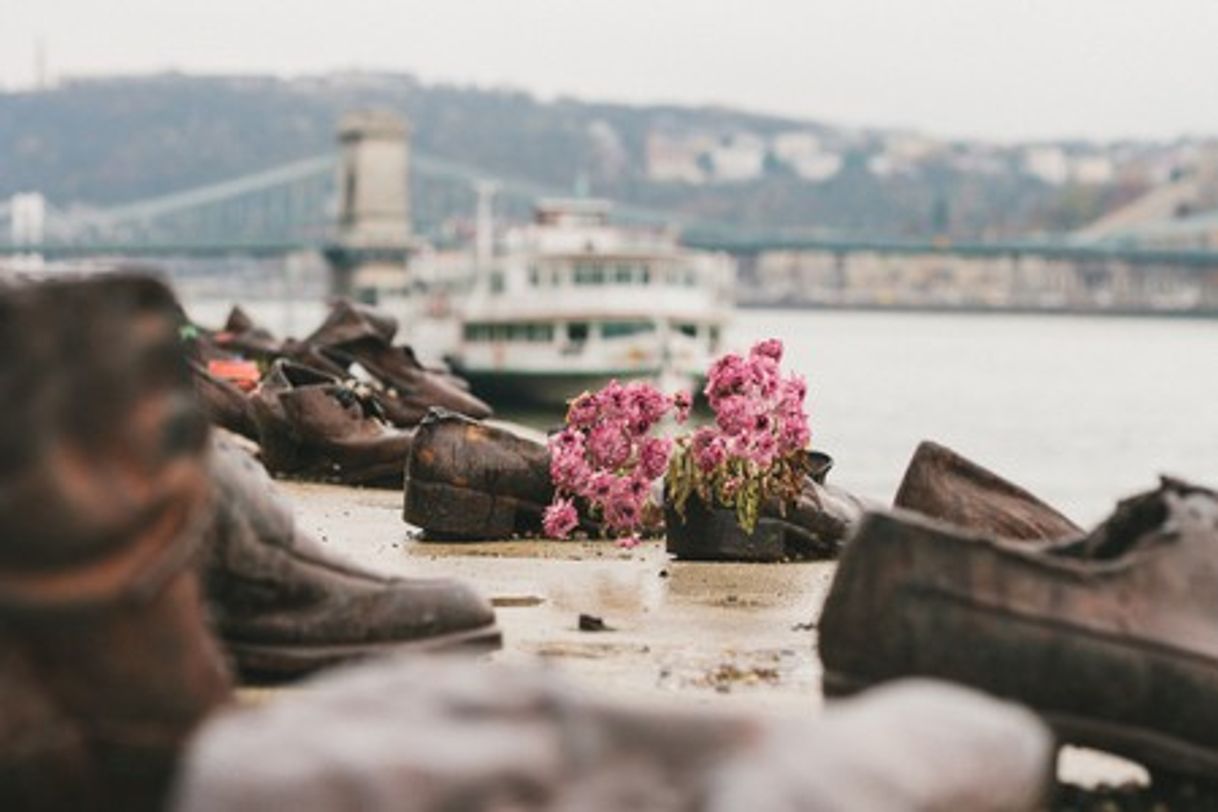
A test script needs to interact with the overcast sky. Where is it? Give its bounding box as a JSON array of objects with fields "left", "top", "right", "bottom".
[{"left": 2, "top": 0, "right": 1216, "bottom": 142}]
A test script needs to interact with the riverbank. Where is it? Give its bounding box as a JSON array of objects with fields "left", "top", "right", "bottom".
[{"left": 282, "top": 479, "right": 1148, "bottom": 795}]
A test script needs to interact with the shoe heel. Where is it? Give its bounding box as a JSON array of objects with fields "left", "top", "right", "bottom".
[{"left": 404, "top": 477, "right": 521, "bottom": 539}]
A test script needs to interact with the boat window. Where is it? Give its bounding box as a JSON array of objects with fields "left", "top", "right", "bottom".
[
  {"left": 709, "top": 326, "right": 721, "bottom": 351},
  {"left": 490, "top": 272, "right": 506, "bottom": 293},
  {"left": 676, "top": 323, "right": 698, "bottom": 338},
  {"left": 567, "top": 322, "right": 590, "bottom": 342},
  {"left": 614, "top": 263, "right": 633, "bottom": 284},
  {"left": 683, "top": 269, "right": 698, "bottom": 287},
  {"left": 602, "top": 321, "right": 656, "bottom": 338},
  {"left": 527, "top": 323, "right": 554, "bottom": 342},
  {"left": 641, "top": 266, "right": 652, "bottom": 284},
  {"left": 465, "top": 322, "right": 554, "bottom": 342},
  {"left": 528, "top": 265, "right": 540, "bottom": 286},
  {"left": 572, "top": 265, "right": 606, "bottom": 287}
]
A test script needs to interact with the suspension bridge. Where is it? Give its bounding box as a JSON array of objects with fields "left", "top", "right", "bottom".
[{"left": 3, "top": 135, "right": 1218, "bottom": 317}]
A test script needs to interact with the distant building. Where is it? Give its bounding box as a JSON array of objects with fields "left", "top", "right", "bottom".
[
  {"left": 1069, "top": 154, "right": 1115, "bottom": 185},
  {"left": 1023, "top": 146, "right": 1070, "bottom": 185},
  {"left": 9, "top": 192, "right": 46, "bottom": 245},
  {"left": 771, "top": 131, "right": 821, "bottom": 164},
  {"left": 771, "top": 131, "right": 843, "bottom": 182},
  {"left": 866, "top": 133, "right": 942, "bottom": 177},
  {"left": 587, "top": 120, "right": 629, "bottom": 180},
  {"left": 645, "top": 132, "right": 710, "bottom": 184},
  {"left": 709, "top": 133, "right": 766, "bottom": 182}
]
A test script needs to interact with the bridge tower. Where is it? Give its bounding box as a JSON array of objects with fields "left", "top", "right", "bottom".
[{"left": 324, "top": 110, "right": 413, "bottom": 299}]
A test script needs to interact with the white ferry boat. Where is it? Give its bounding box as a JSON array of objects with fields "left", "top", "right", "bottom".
[{"left": 450, "top": 199, "right": 735, "bottom": 406}]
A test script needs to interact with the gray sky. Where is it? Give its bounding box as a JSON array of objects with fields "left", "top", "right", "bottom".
[{"left": 3, "top": 0, "right": 1216, "bottom": 142}]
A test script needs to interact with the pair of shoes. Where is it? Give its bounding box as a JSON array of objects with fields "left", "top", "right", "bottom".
[
  {"left": 820, "top": 440, "right": 1218, "bottom": 780},
  {"left": 173, "top": 656, "right": 1054, "bottom": 812},
  {"left": 302, "top": 300, "right": 490, "bottom": 423},
  {"left": 0, "top": 276, "right": 500, "bottom": 807},
  {"left": 251, "top": 360, "right": 417, "bottom": 486}
]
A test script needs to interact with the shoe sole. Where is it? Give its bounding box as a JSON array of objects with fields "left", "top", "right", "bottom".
[
  {"left": 228, "top": 623, "right": 503, "bottom": 685},
  {"left": 404, "top": 477, "right": 544, "bottom": 539},
  {"left": 823, "top": 670, "right": 1218, "bottom": 780}
]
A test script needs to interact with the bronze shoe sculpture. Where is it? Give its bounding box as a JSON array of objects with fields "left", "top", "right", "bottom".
[
  {"left": 305, "top": 299, "right": 398, "bottom": 348},
  {"left": 174, "top": 657, "right": 1052, "bottom": 812},
  {"left": 306, "top": 300, "right": 492, "bottom": 422},
  {"left": 665, "top": 452, "right": 871, "bottom": 561},
  {"left": 895, "top": 440, "right": 1081, "bottom": 540},
  {"left": 819, "top": 477, "right": 1218, "bottom": 779},
  {"left": 251, "top": 360, "right": 415, "bottom": 486},
  {"left": 210, "top": 305, "right": 283, "bottom": 361},
  {"left": 202, "top": 437, "right": 499, "bottom": 684},
  {"left": 404, "top": 409, "right": 553, "bottom": 539},
  {"left": 188, "top": 359, "right": 260, "bottom": 441},
  {"left": 0, "top": 275, "right": 232, "bottom": 810}
]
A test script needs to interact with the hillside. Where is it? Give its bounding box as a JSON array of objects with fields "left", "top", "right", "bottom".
[{"left": 0, "top": 72, "right": 1185, "bottom": 239}]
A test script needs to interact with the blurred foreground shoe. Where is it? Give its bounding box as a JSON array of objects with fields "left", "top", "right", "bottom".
[
  {"left": 0, "top": 275, "right": 232, "bottom": 810},
  {"left": 252, "top": 359, "right": 415, "bottom": 486},
  {"left": 204, "top": 436, "right": 500, "bottom": 684},
  {"left": 819, "top": 478, "right": 1218, "bottom": 779},
  {"left": 666, "top": 451, "right": 870, "bottom": 561},
  {"left": 172, "top": 657, "right": 1051, "bottom": 812},
  {"left": 305, "top": 299, "right": 492, "bottom": 422},
  {"left": 895, "top": 440, "right": 1081, "bottom": 540},
  {"left": 404, "top": 409, "right": 555, "bottom": 538}
]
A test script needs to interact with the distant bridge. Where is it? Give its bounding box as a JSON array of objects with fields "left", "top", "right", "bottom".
[
  {"left": 4, "top": 152, "right": 1218, "bottom": 276},
  {"left": 0, "top": 150, "right": 693, "bottom": 253}
]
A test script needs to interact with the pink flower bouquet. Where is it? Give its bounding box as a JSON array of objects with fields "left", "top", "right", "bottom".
[
  {"left": 666, "top": 339, "right": 812, "bottom": 532},
  {"left": 544, "top": 380, "right": 690, "bottom": 544}
]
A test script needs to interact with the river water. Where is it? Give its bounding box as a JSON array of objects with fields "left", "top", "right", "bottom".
[{"left": 186, "top": 298, "right": 1218, "bottom": 526}]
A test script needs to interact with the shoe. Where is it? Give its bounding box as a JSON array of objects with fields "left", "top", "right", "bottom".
[
  {"left": 211, "top": 305, "right": 283, "bottom": 360},
  {"left": 403, "top": 410, "right": 553, "bottom": 538},
  {"left": 304, "top": 299, "right": 399, "bottom": 348},
  {"left": 895, "top": 441, "right": 1080, "bottom": 540},
  {"left": 173, "top": 657, "right": 1051, "bottom": 812},
  {"left": 202, "top": 437, "right": 499, "bottom": 684},
  {"left": 0, "top": 275, "right": 232, "bottom": 810},
  {"left": 189, "top": 359, "right": 260, "bottom": 441},
  {"left": 257, "top": 354, "right": 430, "bottom": 432},
  {"left": 665, "top": 452, "right": 870, "bottom": 561},
  {"left": 306, "top": 300, "right": 492, "bottom": 422},
  {"left": 251, "top": 360, "right": 415, "bottom": 486},
  {"left": 819, "top": 478, "right": 1218, "bottom": 779}
]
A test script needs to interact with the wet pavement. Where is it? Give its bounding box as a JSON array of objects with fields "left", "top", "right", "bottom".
[{"left": 282, "top": 480, "right": 1147, "bottom": 792}]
